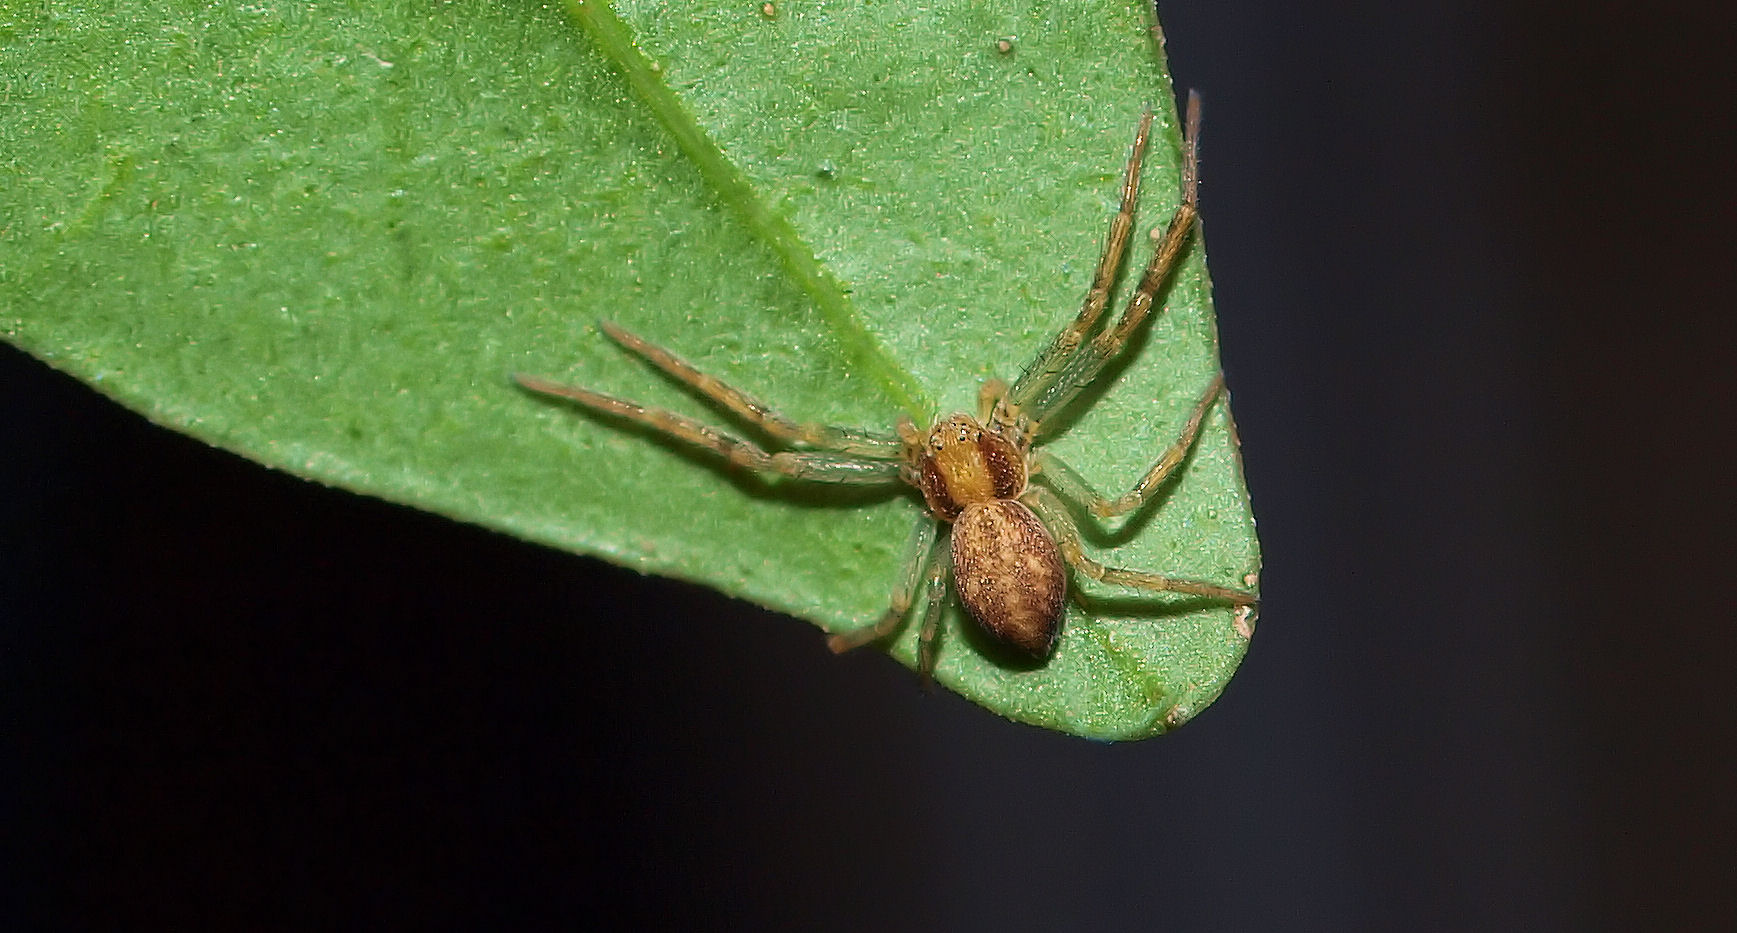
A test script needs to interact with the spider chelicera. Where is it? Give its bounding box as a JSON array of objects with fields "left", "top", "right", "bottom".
[{"left": 515, "top": 91, "right": 1258, "bottom": 679}]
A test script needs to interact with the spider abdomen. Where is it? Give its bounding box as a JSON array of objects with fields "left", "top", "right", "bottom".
[{"left": 951, "top": 499, "right": 1068, "bottom": 658}]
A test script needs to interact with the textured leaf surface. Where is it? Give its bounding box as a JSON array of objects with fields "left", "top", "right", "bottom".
[{"left": 1, "top": 0, "right": 1259, "bottom": 739}]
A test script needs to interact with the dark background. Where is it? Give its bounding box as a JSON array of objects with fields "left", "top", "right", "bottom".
[{"left": 6, "top": 1, "right": 1734, "bottom": 928}]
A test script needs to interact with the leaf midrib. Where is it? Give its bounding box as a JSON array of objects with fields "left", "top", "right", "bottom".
[{"left": 564, "top": 0, "right": 931, "bottom": 419}]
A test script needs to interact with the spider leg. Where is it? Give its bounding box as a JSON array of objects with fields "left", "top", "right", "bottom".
[
  {"left": 1025, "top": 90, "right": 1203, "bottom": 424},
  {"left": 915, "top": 541, "right": 954, "bottom": 684},
  {"left": 600, "top": 322, "right": 903, "bottom": 458},
  {"left": 514, "top": 374, "right": 903, "bottom": 484},
  {"left": 828, "top": 519, "right": 940, "bottom": 653},
  {"left": 1031, "top": 373, "right": 1225, "bottom": 518},
  {"left": 1023, "top": 485, "right": 1257, "bottom": 606},
  {"left": 1004, "top": 109, "right": 1155, "bottom": 412}
]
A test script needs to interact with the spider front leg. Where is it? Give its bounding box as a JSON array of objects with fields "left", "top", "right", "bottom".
[
  {"left": 513, "top": 373, "right": 904, "bottom": 485},
  {"left": 1024, "top": 486, "right": 1257, "bottom": 606},
  {"left": 1003, "top": 109, "right": 1155, "bottom": 412},
  {"left": 1025, "top": 91, "right": 1204, "bottom": 424},
  {"left": 1032, "top": 372, "right": 1226, "bottom": 518}
]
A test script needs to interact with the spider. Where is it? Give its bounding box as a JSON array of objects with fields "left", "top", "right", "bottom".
[{"left": 515, "top": 91, "right": 1258, "bottom": 679}]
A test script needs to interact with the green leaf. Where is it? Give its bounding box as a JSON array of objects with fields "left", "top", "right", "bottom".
[{"left": 1, "top": 0, "right": 1259, "bottom": 740}]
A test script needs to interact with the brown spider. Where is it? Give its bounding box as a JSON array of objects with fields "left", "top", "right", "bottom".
[{"left": 515, "top": 91, "right": 1257, "bottom": 678}]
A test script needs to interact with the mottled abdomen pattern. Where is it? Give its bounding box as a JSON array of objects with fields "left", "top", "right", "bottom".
[{"left": 951, "top": 499, "right": 1068, "bottom": 658}]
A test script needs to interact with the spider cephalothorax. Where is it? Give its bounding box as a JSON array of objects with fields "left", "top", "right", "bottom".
[
  {"left": 905, "top": 413, "right": 1027, "bottom": 521},
  {"left": 515, "top": 92, "right": 1257, "bottom": 680}
]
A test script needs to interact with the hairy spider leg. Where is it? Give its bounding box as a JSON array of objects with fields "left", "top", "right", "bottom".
[
  {"left": 827, "top": 519, "right": 940, "bottom": 652},
  {"left": 599, "top": 322, "right": 903, "bottom": 459},
  {"left": 1004, "top": 108, "right": 1155, "bottom": 412},
  {"left": 1025, "top": 90, "right": 1204, "bottom": 424},
  {"left": 1022, "top": 485, "right": 1256, "bottom": 605},
  {"left": 1032, "top": 372, "right": 1226, "bottom": 519},
  {"left": 513, "top": 373, "right": 903, "bottom": 484}
]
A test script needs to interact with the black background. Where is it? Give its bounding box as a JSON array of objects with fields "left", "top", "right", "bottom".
[{"left": 6, "top": 1, "right": 1735, "bottom": 928}]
